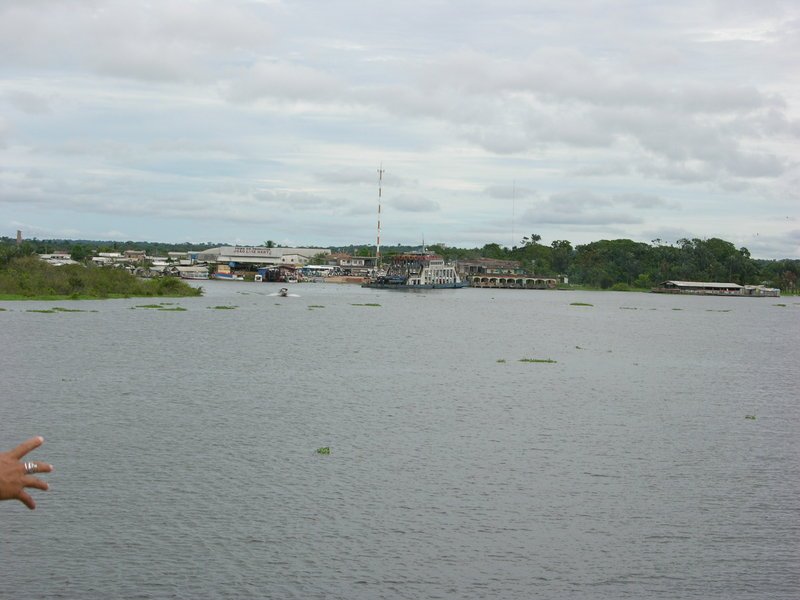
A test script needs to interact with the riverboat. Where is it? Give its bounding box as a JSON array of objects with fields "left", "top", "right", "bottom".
[
  {"left": 177, "top": 267, "right": 210, "bottom": 280},
  {"left": 363, "top": 253, "right": 467, "bottom": 289},
  {"left": 651, "top": 281, "right": 780, "bottom": 297},
  {"left": 212, "top": 272, "right": 244, "bottom": 281}
]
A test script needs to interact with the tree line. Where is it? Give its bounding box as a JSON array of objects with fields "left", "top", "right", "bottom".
[{"left": 3, "top": 235, "right": 798, "bottom": 293}]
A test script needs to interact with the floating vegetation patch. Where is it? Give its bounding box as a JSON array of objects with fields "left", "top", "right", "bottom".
[
  {"left": 619, "top": 306, "right": 638, "bottom": 310},
  {"left": 308, "top": 305, "right": 325, "bottom": 309},
  {"left": 351, "top": 303, "right": 381, "bottom": 307},
  {"left": 575, "top": 345, "right": 585, "bottom": 350},
  {"left": 672, "top": 308, "right": 683, "bottom": 311},
  {"left": 158, "top": 306, "right": 187, "bottom": 311},
  {"left": 209, "top": 305, "right": 237, "bottom": 310},
  {"left": 135, "top": 304, "right": 163, "bottom": 309},
  {"left": 27, "top": 309, "right": 56, "bottom": 313},
  {"left": 316, "top": 446, "right": 331, "bottom": 455},
  {"left": 52, "top": 307, "right": 87, "bottom": 313},
  {"left": 496, "top": 359, "right": 506, "bottom": 363},
  {"left": 745, "top": 414, "right": 757, "bottom": 420},
  {"left": 706, "top": 309, "right": 732, "bottom": 313},
  {"left": 519, "top": 358, "right": 557, "bottom": 363},
  {"left": 570, "top": 302, "right": 593, "bottom": 307},
  {"left": 774, "top": 303, "right": 787, "bottom": 307},
  {"left": 0, "top": 307, "right": 7, "bottom": 311}
]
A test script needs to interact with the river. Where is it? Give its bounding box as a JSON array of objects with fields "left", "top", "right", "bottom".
[{"left": 1, "top": 282, "right": 798, "bottom": 599}]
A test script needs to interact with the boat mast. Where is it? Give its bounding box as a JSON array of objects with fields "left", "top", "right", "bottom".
[{"left": 376, "top": 164, "right": 384, "bottom": 270}]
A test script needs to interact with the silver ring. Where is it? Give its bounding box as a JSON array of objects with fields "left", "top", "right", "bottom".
[{"left": 23, "top": 462, "right": 37, "bottom": 475}]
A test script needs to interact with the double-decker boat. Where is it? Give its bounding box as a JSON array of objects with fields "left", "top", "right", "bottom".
[{"left": 363, "top": 253, "right": 467, "bottom": 289}]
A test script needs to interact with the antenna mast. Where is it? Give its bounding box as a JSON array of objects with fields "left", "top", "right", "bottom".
[
  {"left": 376, "top": 164, "right": 384, "bottom": 270},
  {"left": 512, "top": 180, "right": 516, "bottom": 249}
]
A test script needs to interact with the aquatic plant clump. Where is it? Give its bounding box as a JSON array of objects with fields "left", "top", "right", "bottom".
[
  {"left": 351, "top": 303, "right": 381, "bottom": 307},
  {"left": 518, "top": 358, "right": 557, "bottom": 363},
  {"left": 316, "top": 447, "right": 331, "bottom": 455},
  {"left": 570, "top": 302, "right": 593, "bottom": 307},
  {"left": 209, "top": 305, "right": 238, "bottom": 310}
]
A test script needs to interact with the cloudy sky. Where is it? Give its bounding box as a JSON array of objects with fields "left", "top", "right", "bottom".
[{"left": 1, "top": 0, "right": 798, "bottom": 257}]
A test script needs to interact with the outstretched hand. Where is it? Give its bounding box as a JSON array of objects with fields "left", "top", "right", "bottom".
[{"left": 0, "top": 436, "right": 53, "bottom": 509}]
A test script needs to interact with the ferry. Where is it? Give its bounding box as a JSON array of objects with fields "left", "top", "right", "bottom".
[{"left": 363, "top": 253, "right": 467, "bottom": 289}]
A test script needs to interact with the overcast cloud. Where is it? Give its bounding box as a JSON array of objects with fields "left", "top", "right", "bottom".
[{"left": 0, "top": 0, "right": 798, "bottom": 257}]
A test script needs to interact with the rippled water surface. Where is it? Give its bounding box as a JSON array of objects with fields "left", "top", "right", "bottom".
[{"left": 1, "top": 283, "right": 798, "bottom": 599}]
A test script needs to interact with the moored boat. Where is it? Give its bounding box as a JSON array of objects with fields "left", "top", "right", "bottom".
[{"left": 363, "top": 253, "right": 467, "bottom": 289}]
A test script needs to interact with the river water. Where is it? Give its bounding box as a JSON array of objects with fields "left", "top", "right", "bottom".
[{"left": 1, "top": 283, "right": 798, "bottom": 599}]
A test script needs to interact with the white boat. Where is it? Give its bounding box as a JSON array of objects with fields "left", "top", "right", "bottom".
[
  {"left": 363, "top": 253, "right": 467, "bottom": 289},
  {"left": 177, "top": 267, "right": 210, "bottom": 280},
  {"left": 212, "top": 272, "right": 244, "bottom": 281}
]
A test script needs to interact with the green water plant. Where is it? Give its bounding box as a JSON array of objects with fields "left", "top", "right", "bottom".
[
  {"left": 209, "top": 305, "right": 237, "bottom": 310},
  {"left": 570, "top": 302, "right": 593, "bottom": 307},
  {"left": 316, "top": 446, "right": 331, "bottom": 455},
  {"left": 519, "top": 358, "right": 557, "bottom": 363},
  {"left": 496, "top": 359, "right": 506, "bottom": 363},
  {"left": 351, "top": 303, "right": 381, "bottom": 307},
  {"left": 27, "top": 308, "right": 56, "bottom": 313},
  {"left": 745, "top": 414, "right": 757, "bottom": 420},
  {"left": 158, "top": 306, "right": 187, "bottom": 311}
]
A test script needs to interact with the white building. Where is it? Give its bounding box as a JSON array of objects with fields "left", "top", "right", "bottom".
[{"left": 196, "top": 246, "right": 330, "bottom": 267}]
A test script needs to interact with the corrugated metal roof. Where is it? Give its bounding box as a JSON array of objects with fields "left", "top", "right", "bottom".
[{"left": 664, "top": 281, "right": 742, "bottom": 288}]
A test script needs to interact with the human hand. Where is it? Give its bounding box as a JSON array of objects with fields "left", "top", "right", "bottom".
[{"left": 0, "top": 436, "right": 53, "bottom": 509}]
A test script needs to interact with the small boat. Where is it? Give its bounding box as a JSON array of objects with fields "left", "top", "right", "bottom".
[
  {"left": 212, "top": 272, "right": 244, "bottom": 281},
  {"left": 177, "top": 267, "right": 210, "bottom": 280},
  {"left": 363, "top": 253, "right": 467, "bottom": 289},
  {"left": 278, "top": 288, "right": 289, "bottom": 297}
]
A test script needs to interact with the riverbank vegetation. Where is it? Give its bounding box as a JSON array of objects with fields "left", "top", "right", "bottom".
[{"left": 0, "top": 256, "right": 202, "bottom": 300}]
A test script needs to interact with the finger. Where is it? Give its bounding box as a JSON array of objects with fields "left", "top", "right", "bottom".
[
  {"left": 18, "top": 491, "right": 36, "bottom": 510},
  {"left": 9, "top": 436, "right": 44, "bottom": 460},
  {"left": 26, "top": 462, "right": 53, "bottom": 475},
  {"left": 23, "top": 477, "right": 49, "bottom": 492}
]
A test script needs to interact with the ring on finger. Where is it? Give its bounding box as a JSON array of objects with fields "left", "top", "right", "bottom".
[{"left": 23, "top": 462, "right": 37, "bottom": 475}]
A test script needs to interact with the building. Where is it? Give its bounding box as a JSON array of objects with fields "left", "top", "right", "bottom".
[
  {"left": 196, "top": 246, "right": 330, "bottom": 269},
  {"left": 326, "top": 253, "right": 378, "bottom": 275},
  {"left": 456, "top": 258, "right": 525, "bottom": 276},
  {"left": 38, "top": 252, "right": 77, "bottom": 266}
]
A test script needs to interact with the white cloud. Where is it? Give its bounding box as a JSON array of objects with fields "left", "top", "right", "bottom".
[{"left": 0, "top": 0, "right": 798, "bottom": 258}]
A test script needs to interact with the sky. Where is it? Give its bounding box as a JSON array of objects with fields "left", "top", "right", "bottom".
[{"left": 0, "top": 0, "right": 798, "bottom": 258}]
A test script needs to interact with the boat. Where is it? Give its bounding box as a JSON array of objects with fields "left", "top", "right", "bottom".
[
  {"left": 362, "top": 253, "right": 467, "bottom": 289},
  {"left": 177, "top": 266, "right": 210, "bottom": 280},
  {"left": 212, "top": 272, "right": 244, "bottom": 281},
  {"left": 652, "top": 281, "right": 780, "bottom": 297},
  {"left": 278, "top": 287, "right": 289, "bottom": 297}
]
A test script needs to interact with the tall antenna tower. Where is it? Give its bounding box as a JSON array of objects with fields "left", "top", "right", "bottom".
[
  {"left": 376, "top": 164, "right": 384, "bottom": 269},
  {"left": 511, "top": 180, "right": 516, "bottom": 249}
]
